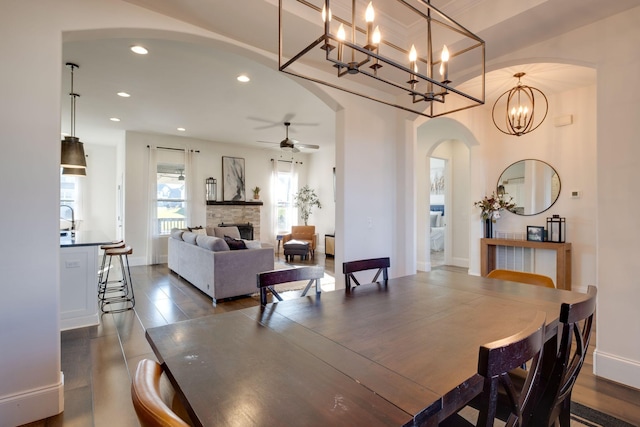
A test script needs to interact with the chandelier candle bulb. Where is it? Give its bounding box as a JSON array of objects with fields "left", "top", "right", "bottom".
[
  {"left": 409, "top": 45, "right": 417, "bottom": 82},
  {"left": 365, "top": 2, "right": 375, "bottom": 48},
  {"left": 337, "top": 23, "right": 345, "bottom": 63},
  {"left": 440, "top": 45, "right": 449, "bottom": 81}
]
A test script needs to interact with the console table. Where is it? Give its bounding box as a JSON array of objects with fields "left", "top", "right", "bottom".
[{"left": 480, "top": 238, "right": 572, "bottom": 290}]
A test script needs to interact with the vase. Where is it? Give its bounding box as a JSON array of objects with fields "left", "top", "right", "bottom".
[{"left": 484, "top": 218, "right": 493, "bottom": 238}]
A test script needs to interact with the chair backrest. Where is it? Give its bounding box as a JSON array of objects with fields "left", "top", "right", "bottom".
[
  {"left": 131, "top": 359, "right": 190, "bottom": 427},
  {"left": 257, "top": 265, "right": 324, "bottom": 305},
  {"left": 531, "top": 285, "right": 597, "bottom": 426},
  {"left": 342, "top": 257, "right": 390, "bottom": 291},
  {"left": 291, "top": 225, "right": 315, "bottom": 240},
  {"left": 487, "top": 269, "right": 555, "bottom": 289},
  {"left": 474, "top": 311, "right": 547, "bottom": 427}
]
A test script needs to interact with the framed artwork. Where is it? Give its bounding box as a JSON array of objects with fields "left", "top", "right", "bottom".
[
  {"left": 527, "top": 226, "right": 545, "bottom": 242},
  {"left": 222, "top": 156, "right": 245, "bottom": 201}
]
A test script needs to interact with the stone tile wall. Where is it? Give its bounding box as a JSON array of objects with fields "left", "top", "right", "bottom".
[{"left": 206, "top": 205, "right": 261, "bottom": 239}]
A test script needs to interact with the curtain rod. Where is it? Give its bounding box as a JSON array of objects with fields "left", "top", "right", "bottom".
[
  {"left": 271, "top": 158, "right": 303, "bottom": 164},
  {"left": 146, "top": 145, "right": 200, "bottom": 153}
]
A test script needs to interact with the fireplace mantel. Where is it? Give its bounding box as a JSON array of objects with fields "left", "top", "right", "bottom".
[{"left": 206, "top": 201, "right": 263, "bottom": 206}]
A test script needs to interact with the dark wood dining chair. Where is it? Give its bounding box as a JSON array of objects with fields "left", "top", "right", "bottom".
[
  {"left": 131, "top": 359, "right": 192, "bottom": 427},
  {"left": 440, "top": 311, "right": 547, "bottom": 427},
  {"left": 487, "top": 269, "right": 555, "bottom": 289},
  {"left": 257, "top": 265, "right": 324, "bottom": 305},
  {"left": 530, "top": 285, "right": 597, "bottom": 426},
  {"left": 342, "top": 257, "right": 390, "bottom": 292}
]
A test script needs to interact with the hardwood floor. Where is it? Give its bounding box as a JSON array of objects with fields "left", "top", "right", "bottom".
[{"left": 22, "top": 255, "right": 640, "bottom": 426}]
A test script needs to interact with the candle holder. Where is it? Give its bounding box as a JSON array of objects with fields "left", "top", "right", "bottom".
[
  {"left": 546, "top": 215, "right": 566, "bottom": 243},
  {"left": 206, "top": 177, "right": 217, "bottom": 202}
]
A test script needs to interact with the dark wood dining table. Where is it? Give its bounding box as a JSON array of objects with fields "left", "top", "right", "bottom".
[{"left": 145, "top": 269, "right": 587, "bottom": 427}]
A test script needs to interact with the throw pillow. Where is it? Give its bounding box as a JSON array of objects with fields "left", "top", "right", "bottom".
[
  {"left": 188, "top": 226, "right": 206, "bottom": 235},
  {"left": 196, "top": 235, "right": 230, "bottom": 252},
  {"left": 243, "top": 239, "right": 262, "bottom": 249},
  {"left": 182, "top": 231, "right": 198, "bottom": 245},
  {"left": 224, "top": 235, "right": 247, "bottom": 250},
  {"left": 170, "top": 228, "right": 185, "bottom": 240}
]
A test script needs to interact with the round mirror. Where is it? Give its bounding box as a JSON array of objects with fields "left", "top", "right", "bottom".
[{"left": 497, "top": 159, "right": 560, "bottom": 216}]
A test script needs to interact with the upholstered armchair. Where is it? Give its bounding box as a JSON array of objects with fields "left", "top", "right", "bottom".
[{"left": 282, "top": 225, "right": 317, "bottom": 257}]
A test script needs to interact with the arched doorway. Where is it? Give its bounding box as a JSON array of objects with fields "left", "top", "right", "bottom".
[{"left": 416, "top": 117, "right": 479, "bottom": 272}]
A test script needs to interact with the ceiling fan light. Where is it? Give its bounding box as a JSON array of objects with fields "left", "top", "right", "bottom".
[{"left": 61, "top": 136, "right": 87, "bottom": 169}]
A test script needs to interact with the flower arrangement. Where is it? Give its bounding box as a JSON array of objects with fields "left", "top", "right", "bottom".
[
  {"left": 474, "top": 192, "right": 516, "bottom": 222},
  {"left": 293, "top": 185, "right": 322, "bottom": 225}
]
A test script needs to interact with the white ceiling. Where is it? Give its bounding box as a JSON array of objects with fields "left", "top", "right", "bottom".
[{"left": 61, "top": 0, "right": 639, "bottom": 149}]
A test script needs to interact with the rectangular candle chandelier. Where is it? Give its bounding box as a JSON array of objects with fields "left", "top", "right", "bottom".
[{"left": 279, "top": 0, "right": 485, "bottom": 117}]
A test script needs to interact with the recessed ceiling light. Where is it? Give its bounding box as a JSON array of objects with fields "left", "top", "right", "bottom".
[
  {"left": 130, "top": 45, "right": 148, "bottom": 55},
  {"left": 110, "top": 117, "right": 121, "bottom": 122},
  {"left": 117, "top": 92, "right": 130, "bottom": 97},
  {"left": 177, "top": 127, "right": 186, "bottom": 132},
  {"left": 237, "top": 75, "right": 250, "bottom": 83}
]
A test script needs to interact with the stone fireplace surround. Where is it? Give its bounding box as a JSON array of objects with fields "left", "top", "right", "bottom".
[{"left": 206, "top": 201, "right": 262, "bottom": 241}]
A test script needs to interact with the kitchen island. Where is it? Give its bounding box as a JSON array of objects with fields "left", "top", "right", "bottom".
[{"left": 60, "top": 231, "right": 112, "bottom": 330}]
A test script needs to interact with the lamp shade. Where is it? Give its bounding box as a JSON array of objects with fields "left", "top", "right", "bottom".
[
  {"left": 61, "top": 136, "right": 87, "bottom": 169},
  {"left": 62, "top": 166, "right": 86, "bottom": 177}
]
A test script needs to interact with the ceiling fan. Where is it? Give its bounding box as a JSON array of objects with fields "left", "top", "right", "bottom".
[{"left": 258, "top": 122, "right": 319, "bottom": 153}]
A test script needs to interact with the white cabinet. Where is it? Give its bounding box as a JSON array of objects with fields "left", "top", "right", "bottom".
[{"left": 60, "top": 231, "right": 110, "bottom": 330}]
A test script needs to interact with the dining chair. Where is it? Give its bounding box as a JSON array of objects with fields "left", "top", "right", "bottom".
[
  {"left": 440, "top": 311, "right": 546, "bottom": 427},
  {"left": 487, "top": 269, "right": 555, "bottom": 288},
  {"left": 530, "top": 285, "right": 597, "bottom": 427},
  {"left": 131, "top": 359, "right": 192, "bottom": 427},
  {"left": 342, "top": 257, "right": 390, "bottom": 292},
  {"left": 257, "top": 265, "right": 324, "bottom": 305}
]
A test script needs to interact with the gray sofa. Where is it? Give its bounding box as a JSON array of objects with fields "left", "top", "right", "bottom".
[{"left": 168, "top": 227, "right": 274, "bottom": 304}]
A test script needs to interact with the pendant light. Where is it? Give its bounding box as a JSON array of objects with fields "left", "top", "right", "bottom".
[
  {"left": 492, "top": 72, "right": 548, "bottom": 136},
  {"left": 61, "top": 62, "right": 87, "bottom": 172}
]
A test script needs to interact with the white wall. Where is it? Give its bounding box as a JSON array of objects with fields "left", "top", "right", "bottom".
[
  {"left": 307, "top": 143, "right": 337, "bottom": 253},
  {"left": 2, "top": 3, "right": 639, "bottom": 425},
  {"left": 458, "top": 84, "right": 598, "bottom": 290},
  {"left": 451, "top": 7, "right": 640, "bottom": 387},
  {"left": 81, "top": 144, "right": 118, "bottom": 237},
  {"left": 0, "top": 0, "right": 298, "bottom": 424}
]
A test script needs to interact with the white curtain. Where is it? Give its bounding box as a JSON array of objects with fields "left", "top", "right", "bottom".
[
  {"left": 146, "top": 146, "right": 159, "bottom": 265},
  {"left": 271, "top": 159, "right": 279, "bottom": 240},
  {"left": 271, "top": 158, "right": 299, "bottom": 240},
  {"left": 184, "top": 148, "right": 196, "bottom": 227},
  {"left": 290, "top": 160, "right": 298, "bottom": 225}
]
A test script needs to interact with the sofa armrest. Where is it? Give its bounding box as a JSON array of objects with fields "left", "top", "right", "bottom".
[{"left": 282, "top": 234, "right": 293, "bottom": 243}]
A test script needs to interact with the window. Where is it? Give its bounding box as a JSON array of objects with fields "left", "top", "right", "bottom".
[
  {"left": 156, "top": 163, "right": 186, "bottom": 234},
  {"left": 275, "top": 170, "right": 295, "bottom": 232},
  {"left": 60, "top": 173, "right": 80, "bottom": 230}
]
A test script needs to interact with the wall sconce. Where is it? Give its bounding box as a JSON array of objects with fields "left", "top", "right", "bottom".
[
  {"left": 206, "top": 177, "right": 217, "bottom": 202},
  {"left": 546, "top": 214, "right": 566, "bottom": 243}
]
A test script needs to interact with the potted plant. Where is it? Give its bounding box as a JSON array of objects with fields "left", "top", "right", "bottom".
[
  {"left": 251, "top": 186, "right": 260, "bottom": 200},
  {"left": 293, "top": 185, "right": 322, "bottom": 225}
]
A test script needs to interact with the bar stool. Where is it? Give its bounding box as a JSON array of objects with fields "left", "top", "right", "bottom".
[
  {"left": 98, "top": 240, "right": 125, "bottom": 293},
  {"left": 99, "top": 245, "right": 135, "bottom": 313}
]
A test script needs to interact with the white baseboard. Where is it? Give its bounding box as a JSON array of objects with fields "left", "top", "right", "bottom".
[
  {"left": 593, "top": 349, "right": 640, "bottom": 390},
  {"left": 450, "top": 257, "right": 469, "bottom": 268},
  {"left": 0, "top": 372, "right": 64, "bottom": 427},
  {"left": 417, "top": 261, "right": 430, "bottom": 271}
]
